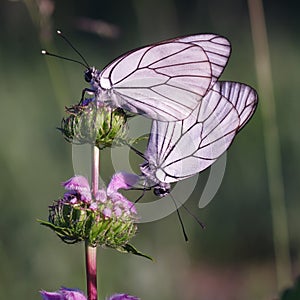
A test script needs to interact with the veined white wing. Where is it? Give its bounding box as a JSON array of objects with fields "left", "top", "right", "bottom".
[
  {"left": 142, "top": 81, "right": 258, "bottom": 185},
  {"left": 87, "top": 34, "right": 231, "bottom": 121}
]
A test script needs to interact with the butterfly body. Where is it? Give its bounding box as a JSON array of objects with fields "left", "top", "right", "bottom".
[{"left": 140, "top": 161, "right": 171, "bottom": 197}]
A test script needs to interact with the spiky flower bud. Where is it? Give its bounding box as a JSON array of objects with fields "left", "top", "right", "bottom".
[{"left": 60, "top": 98, "right": 128, "bottom": 149}]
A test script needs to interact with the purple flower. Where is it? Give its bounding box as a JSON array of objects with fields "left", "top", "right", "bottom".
[
  {"left": 89, "top": 202, "right": 98, "bottom": 211},
  {"left": 113, "top": 206, "right": 122, "bottom": 217},
  {"left": 44, "top": 173, "right": 139, "bottom": 247},
  {"left": 62, "top": 172, "right": 138, "bottom": 206},
  {"left": 60, "top": 173, "right": 137, "bottom": 219},
  {"left": 102, "top": 207, "right": 112, "bottom": 218},
  {"left": 63, "top": 190, "right": 78, "bottom": 204},
  {"left": 40, "top": 287, "right": 86, "bottom": 300},
  {"left": 63, "top": 176, "right": 90, "bottom": 192},
  {"left": 40, "top": 289, "right": 139, "bottom": 300},
  {"left": 107, "top": 294, "right": 140, "bottom": 300},
  {"left": 111, "top": 193, "right": 137, "bottom": 215},
  {"left": 104, "top": 172, "right": 139, "bottom": 216},
  {"left": 107, "top": 172, "right": 139, "bottom": 194},
  {"left": 95, "top": 189, "right": 107, "bottom": 203},
  {"left": 63, "top": 176, "right": 92, "bottom": 202}
]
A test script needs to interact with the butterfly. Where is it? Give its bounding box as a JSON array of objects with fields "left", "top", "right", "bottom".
[
  {"left": 137, "top": 81, "right": 258, "bottom": 196},
  {"left": 84, "top": 34, "right": 231, "bottom": 121},
  {"left": 43, "top": 32, "right": 231, "bottom": 121}
]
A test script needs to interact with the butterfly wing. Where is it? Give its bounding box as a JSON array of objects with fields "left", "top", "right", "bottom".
[
  {"left": 145, "top": 81, "right": 258, "bottom": 183},
  {"left": 99, "top": 34, "right": 231, "bottom": 121},
  {"left": 175, "top": 34, "right": 232, "bottom": 90}
]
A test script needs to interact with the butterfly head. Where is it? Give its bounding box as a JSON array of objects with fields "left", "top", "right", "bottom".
[
  {"left": 84, "top": 67, "right": 96, "bottom": 83},
  {"left": 153, "top": 182, "right": 171, "bottom": 197}
]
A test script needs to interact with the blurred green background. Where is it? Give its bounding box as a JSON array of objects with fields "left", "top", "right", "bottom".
[{"left": 0, "top": 0, "right": 299, "bottom": 299}]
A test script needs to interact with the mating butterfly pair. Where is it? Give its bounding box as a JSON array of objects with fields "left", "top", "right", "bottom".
[
  {"left": 81, "top": 33, "right": 258, "bottom": 197},
  {"left": 45, "top": 32, "right": 258, "bottom": 197}
]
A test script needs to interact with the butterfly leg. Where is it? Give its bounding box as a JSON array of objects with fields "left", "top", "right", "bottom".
[
  {"left": 79, "top": 88, "right": 95, "bottom": 105},
  {"left": 106, "top": 110, "right": 114, "bottom": 136},
  {"left": 126, "top": 142, "right": 146, "bottom": 160},
  {"left": 134, "top": 189, "right": 147, "bottom": 203},
  {"left": 127, "top": 188, "right": 146, "bottom": 213}
]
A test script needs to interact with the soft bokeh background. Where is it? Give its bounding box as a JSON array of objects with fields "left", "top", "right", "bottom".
[{"left": 0, "top": 0, "right": 299, "bottom": 299}]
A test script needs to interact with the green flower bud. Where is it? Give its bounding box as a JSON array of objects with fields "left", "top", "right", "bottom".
[{"left": 60, "top": 99, "right": 128, "bottom": 149}]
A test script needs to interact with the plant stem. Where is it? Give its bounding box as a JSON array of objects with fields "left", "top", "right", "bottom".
[
  {"left": 85, "top": 242, "right": 98, "bottom": 300},
  {"left": 85, "top": 146, "right": 100, "bottom": 300},
  {"left": 248, "top": 0, "right": 292, "bottom": 290},
  {"left": 91, "top": 145, "right": 100, "bottom": 194}
]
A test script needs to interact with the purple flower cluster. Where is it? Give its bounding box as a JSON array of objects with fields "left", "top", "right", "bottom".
[
  {"left": 40, "top": 288, "right": 140, "bottom": 300},
  {"left": 43, "top": 171, "right": 141, "bottom": 247},
  {"left": 61, "top": 172, "right": 139, "bottom": 220}
]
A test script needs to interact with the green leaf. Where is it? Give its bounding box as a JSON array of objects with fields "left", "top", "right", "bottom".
[
  {"left": 280, "top": 277, "right": 300, "bottom": 300},
  {"left": 120, "top": 243, "right": 153, "bottom": 261},
  {"left": 37, "top": 219, "right": 81, "bottom": 244},
  {"left": 37, "top": 219, "right": 57, "bottom": 230}
]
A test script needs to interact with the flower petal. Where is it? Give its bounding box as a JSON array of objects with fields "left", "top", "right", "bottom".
[
  {"left": 107, "top": 172, "right": 139, "bottom": 194},
  {"left": 107, "top": 293, "right": 140, "bottom": 300},
  {"left": 113, "top": 206, "right": 122, "bottom": 217},
  {"left": 89, "top": 202, "right": 98, "bottom": 211},
  {"left": 102, "top": 208, "right": 112, "bottom": 218},
  {"left": 63, "top": 176, "right": 92, "bottom": 202},
  {"left": 60, "top": 287, "right": 87, "bottom": 300},
  {"left": 40, "top": 287, "right": 87, "bottom": 300},
  {"left": 40, "top": 290, "right": 64, "bottom": 300},
  {"left": 63, "top": 176, "right": 90, "bottom": 193},
  {"left": 111, "top": 192, "right": 137, "bottom": 215},
  {"left": 80, "top": 191, "right": 93, "bottom": 203},
  {"left": 63, "top": 191, "right": 79, "bottom": 204},
  {"left": 110, "top": 192, "right": 128, "bottom": 203},
  {"left": 95, "top": 189, "right": 107, "bottom": 203}
]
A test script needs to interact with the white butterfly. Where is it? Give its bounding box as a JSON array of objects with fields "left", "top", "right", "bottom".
[
  {"left": 138, "top": 81, "right": 258, "bottom": 196},
  {"left": 84, "top": 34, "right": 231, "bottom": 121}
]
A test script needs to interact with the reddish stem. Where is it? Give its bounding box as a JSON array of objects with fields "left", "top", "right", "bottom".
[
  {"left": 85, "top": 146, "right": 100, "bottom": 300},
  {"left": 85, "top": 243, "right": 98, "bottom": 300}
]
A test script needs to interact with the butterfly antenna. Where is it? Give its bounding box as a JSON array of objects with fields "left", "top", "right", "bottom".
[
  {"left": 170, "top": 193, "right": 189, "bottom": 242},
  {"left": 41, "top": 50, "right": 88, "bottom": 68},
  {"left": 56, "top": 30, "right": 90, "bottom": 68},
  {"left": 181, "top": 202, "right": 206, "bottom": 229},
  {"left": 172, "top": 195, "right": 206, "bottom": 229},
  {"left": 128, "top": 179, "right": 148, "bottom": 212}
]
